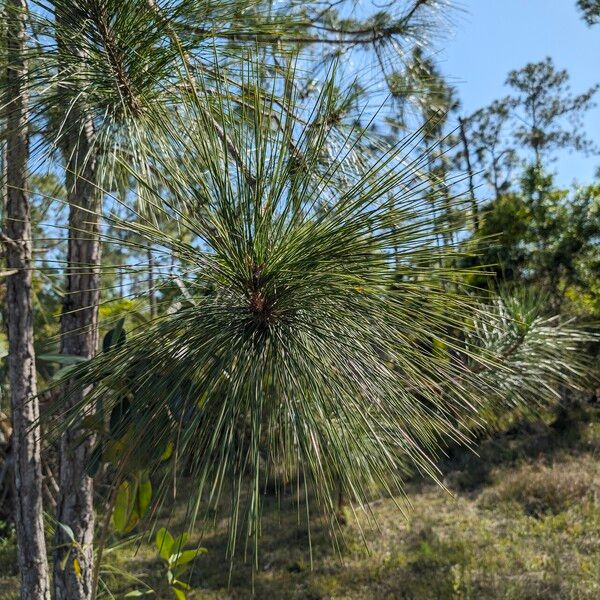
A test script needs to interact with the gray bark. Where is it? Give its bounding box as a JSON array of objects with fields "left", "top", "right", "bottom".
[
  {"left": 3, "top": 1, "right": 51, "bottom": 597},
  {"left": 53, "top": 109, "right": 100, "bottom": 598},
  {"left": 53, "top": 107, "right": 101, "bottom": 600}
]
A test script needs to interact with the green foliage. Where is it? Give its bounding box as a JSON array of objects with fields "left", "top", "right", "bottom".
[
  {"left": 505, "top": 57, "right": 599, "bottom": 165},
  {"left": 112, "top": 472, "right": 152, "bottom": 534},
  {"left": 123, "top": 528, "right": 206, "bottom": 599},
  {"left": 54, "top": 522, "right": 87, "bottom": 583},
  {"left": 466, "top": 167, "right": 600, "bottom": 312},
  {"left": 45, "top": 59, "right": 596, "bottom": 570},
  {"left": 103, "top": 318, "right": 126, "bottom": 354},
  {"left": 464, "top": 294, "right": 596, "bottom": 427},
  {"left": 578, "top": 0, "right": 600, "bottom": 25},
  {"left": 459, "top": 99, "right": 517, "bottom": 199},
  {"left": 0, "top": 524, "right": 17, "bottom": 573}
]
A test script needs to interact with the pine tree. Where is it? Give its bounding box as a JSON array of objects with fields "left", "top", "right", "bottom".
[{"left": 2, "top": 0, "right": 50, "bottom": 596}]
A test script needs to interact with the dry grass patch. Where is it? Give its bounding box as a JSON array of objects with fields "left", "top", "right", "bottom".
[{"left": 478, "top": 456, "right": 600, "bottom": 516}]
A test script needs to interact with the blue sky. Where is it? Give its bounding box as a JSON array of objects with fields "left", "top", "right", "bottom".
[{"left": 440, "top": 0, "right": 600, "bottom": 186}]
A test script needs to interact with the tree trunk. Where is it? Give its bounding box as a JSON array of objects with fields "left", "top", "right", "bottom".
[
  {"left": 3, "top": 1, "right": 51, "bottom": 597},
  {"left": 458, "top": 117, "right": 479, "bottom": 232},
  {"left": 148, "top": 244, "right": 156, "bottom": 318},
  {"left": 53, "top": 108, "right": 101, "bottom": 599}
]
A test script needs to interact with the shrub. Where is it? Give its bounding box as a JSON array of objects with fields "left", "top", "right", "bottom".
[{"left": 478, "top": 459, "right": 599, "bottom": 516}]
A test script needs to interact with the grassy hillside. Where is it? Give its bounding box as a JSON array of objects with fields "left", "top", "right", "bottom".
[{"left": 2, "top": 403, "right": 600, "bottom": 599}]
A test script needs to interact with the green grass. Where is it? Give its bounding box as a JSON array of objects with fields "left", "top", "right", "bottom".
[{"left": 2, "top": 403, "right": 600, "bottom": 599}]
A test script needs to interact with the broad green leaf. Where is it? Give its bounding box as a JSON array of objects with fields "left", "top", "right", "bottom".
[
  {"left": 155, "top": 528, "right": 174, "bottom": 560},
  {"left": 172, "top": 580, "right": 191, "bottom": 591},
  {"left": 161, "top": 441, "right": 174, "bottom": 461},
  {"left": 50, "top": 364, "right": 81, "bottom": 382},
  {"left": 103, "top": 318, "right": 126, "bottom": 353},
  {"left": 0, "top": 334, "right": 8, "bottom": 359},
  {"left": 104, "top": 439, "right": 127, "bottom": 464},
  {"left": 58, "top": 548, "right": 71, "bottom": 571},
  {"left": 80, "top": 414, "right": 105, "bottom": 433},
  {"left": 137, "top": 472, "right": 152, "bottom": 518},
  {"left": 109, "top": 398, "right": 131, "bottom": 438},
  {"left": 112, "top": 481, "right": 131, "bottom": 532},
  {"left": 123, "top": 511, "right": 140, "bottom": 533},
  {"left": 171, "top": 587, "right": 186, "bottom": 600},
  {"left": 121, "top": 476, "right": 141, "bottom": 533},
  {"left": 170, "top": 548, "right": 207, "bottom": 568},
  {"left": 38, "top": 353, "right": 89, "bottom": 365},
  {"left": 58, "top": 522, "right": 75, "bottom": 542},
  {"left": 171, "top": 532, "right": 189, "bottom": 554}
]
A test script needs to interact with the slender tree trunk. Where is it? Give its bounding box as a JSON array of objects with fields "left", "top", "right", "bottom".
[
  {"left": 51, "top": 6, "right": 103, "bottom": 594},
  {"left": 458, "top": 117, "right": 478, "bottom": 232},
  {"left": 53, "top": 111, "right": 101, "bottom": 600},
  {"left": 54, "top": 111, "right": 100, "bottom": 599},
  {"left": 148, "top": 244, "right": 156, "bottom": 318},
  {"left": 491, "top": 155, "right": 502, "bottom": 202},
  {"left": 54, "top": 91, "right": 101, "bottom": 600},
  {"left": 3, "top": 1, "right": 51, "bottom": 597},
  {"left": 423, "top": 138, "right": 443, "bottom": 266}
]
